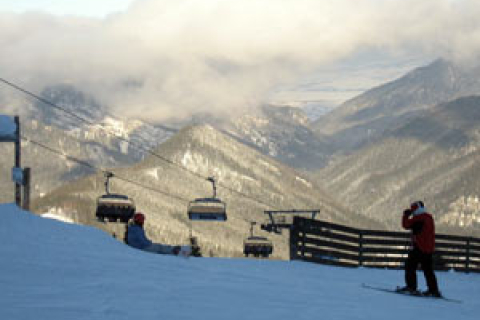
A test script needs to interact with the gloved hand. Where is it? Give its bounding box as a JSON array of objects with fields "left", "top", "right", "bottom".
[{"left": 403, "top": 209, "right": 413, "bottom": 217}]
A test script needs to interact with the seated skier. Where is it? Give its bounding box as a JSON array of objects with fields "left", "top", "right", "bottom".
[{"left": 126, "top": 212, "right": 191, "bottom": 256}]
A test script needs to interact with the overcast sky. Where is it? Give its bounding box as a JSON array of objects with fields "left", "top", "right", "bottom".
[
  {"left": 0, "top": 0, "right": 135, "bottom": 18},
  {"left": 0, "top": 0, "right": 478, "bottom": 122}
]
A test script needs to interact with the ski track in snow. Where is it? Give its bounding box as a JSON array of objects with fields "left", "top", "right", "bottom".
[{"left": 1, "top": 203, "right": 479, "bottom": 320}]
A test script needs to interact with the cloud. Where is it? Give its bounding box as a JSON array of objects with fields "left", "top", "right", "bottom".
[{"left": 1, "top": 0, "right": 479, "bottom": 122}]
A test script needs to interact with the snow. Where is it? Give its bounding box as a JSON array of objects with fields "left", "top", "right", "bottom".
[
  {"left": 145, "top": 168, "right": 159, "bottom": 180},
  {"left": 181, "top": 149, "right": 194, "bottom": 167},
  {"left": 41, "top": 207, "right": 75, "bottom": 224},
  {"left": 0, "top": 115, "right": 16, "bottom": 139},
  {"left": 1, "top": 202, "right": 480, "bottom": 320},
  {"left": 258, "top": 159, "right": 280, "bottom": 174},
  {"left": 119, "top": 140, "right": 129, "bottom": 154},
  {"left": 41, "top": 213, "right": 75, "bottom": 224},
  {"left": 296, "top": 176, "right": 312, "bottom": 188}
]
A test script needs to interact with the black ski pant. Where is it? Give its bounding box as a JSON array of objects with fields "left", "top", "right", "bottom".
[{"left": 405, "top": 248, "right": 439, "bottom": 293}]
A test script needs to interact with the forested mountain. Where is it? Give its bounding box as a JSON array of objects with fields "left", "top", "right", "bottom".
[
  {"left": 223, "top": 105, "right": 333, "bottom": 170},
  {"left": 1, "top": 85, "right": 175, "bottom": 202},
  {"left": 313, "top": 59, "right": 480, "bottom": 154},
  {"left": 31, "top": 125, "right": 377, "bottom": 258},
  {"left": 1, "top": 84, "right": 330, "bottom": 205},
  {"left": 4, "top": 58, "right": 480, "bottom": 247},
  {"left": 316, "top": 96, "right": 480, "bottom": 234}
]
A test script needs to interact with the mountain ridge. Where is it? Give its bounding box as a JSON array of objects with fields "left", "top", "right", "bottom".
[
  {"left": 316, "top": 95, "right": 480, "bottom": 233},
  {"left": 313, "top": 59, "right": 480, "bottom": 154},
  {"left": 31, "top": 124, "right": 378, "bottom": 258}
]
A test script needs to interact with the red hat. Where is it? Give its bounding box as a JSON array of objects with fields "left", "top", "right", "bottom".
[{"left": 133, "top": 212, "right": 145, "bottom": 225}]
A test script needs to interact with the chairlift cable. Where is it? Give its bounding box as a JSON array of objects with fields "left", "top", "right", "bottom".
[
  {"left": 22, "top": 136, "right": 190, "bottom": 203},
  {"left": 2, "top": 77, "right": 279, "bottom": 210}
]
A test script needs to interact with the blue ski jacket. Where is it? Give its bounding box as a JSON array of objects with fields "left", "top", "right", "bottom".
[{"left": 127, "top": 224, "right": 152, "bottom": 250}]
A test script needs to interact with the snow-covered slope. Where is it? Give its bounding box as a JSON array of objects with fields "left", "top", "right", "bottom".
[{"left": 1, "top": 203, "right": 479, "bottom": 320}]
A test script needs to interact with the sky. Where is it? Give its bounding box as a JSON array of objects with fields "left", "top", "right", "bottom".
[
  {"left": 0, "top": 0, "right": 478, "bottom": 122},
  {"left": 0, "top": 0, "right": 135, "bottom": 18}
]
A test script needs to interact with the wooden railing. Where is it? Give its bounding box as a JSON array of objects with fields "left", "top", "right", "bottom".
[{"left": 290, "top": 217, "right": 480, "bottom": 273}]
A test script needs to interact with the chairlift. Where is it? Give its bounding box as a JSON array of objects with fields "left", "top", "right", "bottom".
[
  {"left": 188, "top": 177, "right": 227, "bottom": 221},
  {"left": 96, "top": 172, "right": 135, "bottom": 223},
  {"left": 244, "top": 222, "right": 273, "bottom": 258}
]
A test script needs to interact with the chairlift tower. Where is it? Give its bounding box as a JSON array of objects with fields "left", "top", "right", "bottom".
[
  {"left": 261, "top": 210, "right": 320, "bottom": 234},
  {"left": 0, "top": 115, "right": 30, "bottom": 210},
  {"left": 260, "top": 209, "right": 320, "bottom": 260}
]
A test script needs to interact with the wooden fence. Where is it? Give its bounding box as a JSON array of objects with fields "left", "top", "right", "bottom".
[{"left": 290, "top": 217, "right": 480, "bottom": 273}]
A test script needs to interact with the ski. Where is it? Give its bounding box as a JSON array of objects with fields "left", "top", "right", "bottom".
[{"left": 361, "top": 284, "right": 462, "bottom": 303}]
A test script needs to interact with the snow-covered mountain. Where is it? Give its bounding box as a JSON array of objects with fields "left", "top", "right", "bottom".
[
  {"left": 31, "top": 124, "right": 376, "bottom": 259},
  {"left": 4, "top": 58, "right": 480, "bottom": 240},
  {"left": 1, "top": 83, "right": 332, "bottom": 206},
  {"left": 2, "top": 203, "right": 479, "bottom": 320},
  {"left": 313, "top": 59, "right": 480, "bottom": 153},
  {"left": 31, "top": 84, "right": 177, "bottom": 161},
  {"left": 35, "top": 84, "right": 333, "bottom": 171},
  {"left": 316, "top": 96, "right": 480, "bottom": 233},
  {"left": 159, "top": 104, "right": 333, "bottom": 170},
  {"left": 0, "top": 85, "right": 176, "bottom": 202},
  {"left": 224, "top": 105, "right": 333, "bottom": 170}
]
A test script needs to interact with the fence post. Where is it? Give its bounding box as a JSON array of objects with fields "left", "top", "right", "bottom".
[
  {"left": 289, "top": 218, "right": 299, "bottom": 260},
  {"left": 466, "top": 238, "right": 471, "bottom": 273},
  {"left": 301, "top": 220, "right": 306, "bottom": 258},
  {"left": 358, "top": 230, "right": 364, "bottom": 267}
]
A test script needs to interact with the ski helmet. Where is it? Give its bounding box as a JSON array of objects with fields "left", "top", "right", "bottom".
[{"left": 133, "top": 212, "right": 145, "bottom": 225}]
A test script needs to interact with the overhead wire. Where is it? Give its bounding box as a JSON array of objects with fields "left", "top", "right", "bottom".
[
  {"left": 1, "top": 77, "right": 278, "bottom": 209},
  {"left": 22, "top": 136, "right": 191, "bottom": 203}
]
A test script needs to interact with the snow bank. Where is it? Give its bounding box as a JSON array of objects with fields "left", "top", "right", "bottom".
[{"left": 0, "top": 203, "right": 479, "bottom": 320}]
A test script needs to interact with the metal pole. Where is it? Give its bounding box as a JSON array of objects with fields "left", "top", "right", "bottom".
[
  {"left": 22, "top": 167, "right": 31, "bottom": 211},
  {"left": 289, "top": 219, "right": 297, "bottom": 260},
  {"left": 14, "top": 116, "right": 21, "bottom": 207}
]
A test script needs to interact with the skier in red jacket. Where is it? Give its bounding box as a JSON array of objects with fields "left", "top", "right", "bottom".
[{"left": 398, "top": 201, "right": 441, "bottom": 297}]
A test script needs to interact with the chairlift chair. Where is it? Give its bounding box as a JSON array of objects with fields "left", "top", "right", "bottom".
[
  {"left": 243, "top": 236, "right": 273, "bottom": 258},
  {"left": 188, "top": 177, "right": 227, "bottom": 221},
  {"left": 95, "top": 172, "right": 135, "bottom": 223},
  {"left": 243, "top": 222, "right": 273, "bottom": 258},
  {"left": 96, "top": 194, "right": 135, "bottom": 223}
]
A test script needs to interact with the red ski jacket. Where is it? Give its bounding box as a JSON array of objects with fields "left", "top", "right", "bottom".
[{"left": 402, "top": 212, "right": 435, "bottom": 254}]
